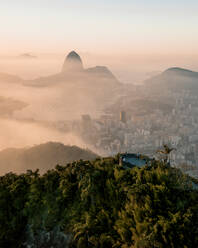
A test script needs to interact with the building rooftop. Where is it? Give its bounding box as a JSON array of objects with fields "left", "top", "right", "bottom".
[{"left": 120, "top": 153, "right": 148, "bottom": 169}]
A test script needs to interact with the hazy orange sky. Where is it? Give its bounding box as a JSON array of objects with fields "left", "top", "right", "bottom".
[
  {"left": 0, "top": 0, "right": 198, "bottom": 84},
  {"left": 0, "top": 0, "right": 198, "bottom": 56}
]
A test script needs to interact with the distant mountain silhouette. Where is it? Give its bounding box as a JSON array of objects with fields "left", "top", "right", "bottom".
[
  {"left": 26, "top": 51, "right": 120, "bottom": 87},
  {"left": 0, "top": 51, "right": 120, "bottom": 87},
  {"left": 62, "top": 51, "right": 83, "bottom": 73},
  {"left": 21, "top": 51, "right": 121, "bottom": 112},
  {"left": 144, "top": 67, "right": 198, "bottom": 91},
  {"left": 85, "top": 66, "right": 118, "bottom": 80},
  {"left": 0, "top": 51, "right": 122, "bottom": 117},
  {"left": 0, "top": 142, "right": 98, "bottom": 175},
  {"left": 163, "top": 67, "right": 198, "bottom": 78},
  {"left": 18, "top": 53, "right": 37, "bottom": 59}
]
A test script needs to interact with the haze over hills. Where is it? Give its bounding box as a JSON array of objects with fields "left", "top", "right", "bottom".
[
  {"left": 27, "top": 50, "right": 121, "bottom": 88},
  {"left": 0, "top": 72, "right": 23, "bottom": 84},
  {"left": 0, "top": 51, "right": 125, "bottom": 164},
  {"left": 0, "top": 51, "right": 122, "bottom": 121},
  {"left": 144, "top": 67, "right": 198, "bottom": 92},
  {"left": 18, "top": 53, "right": 37, "bottom": 59},
  {"left": 0, "top": 96, "right": 27, "bottom": 116},
  {"left": 0, "top": 51, "right": 120, "bottom": 86},
  {"left": 0, "top": 52, "right": 198, "bottom": 167},
  {"left": 163, "top": 67, "right": 198, "bottom": 78},
  {"left": 0, "top": 142, "right": 98, "bottom": 175},
  {"left": 1, "top": 0, "right": 198, "bottom": 246}
]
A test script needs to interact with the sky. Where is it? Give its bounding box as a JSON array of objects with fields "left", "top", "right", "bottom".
[{"left": 0, "top": 0, "right": 198, "bottom": 56}]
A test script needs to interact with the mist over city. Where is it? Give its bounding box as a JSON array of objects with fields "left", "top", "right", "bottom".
[
  {"left": 0, "top": 48, "right": 198, "bottom": 177},
  {"left": 1, "top": 1, "right": 198, "bottom": 247}
]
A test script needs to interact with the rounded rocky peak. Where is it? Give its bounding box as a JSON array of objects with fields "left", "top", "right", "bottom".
[
  {"left": 165, "top": 67, "right": 189, "bottom": 73},
  {"left": 163, "top": 67, "right": 197, "bottom": 77},
  {"left": 67, "top": 51, "right": 82, "bottom": 61},
  {"left": 62, "top": 51, "right": 83, "bottom": 73}
]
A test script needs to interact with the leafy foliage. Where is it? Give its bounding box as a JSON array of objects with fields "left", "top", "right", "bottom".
[{"left": 0, "top": 156, "right": 198, "bottom": 247}]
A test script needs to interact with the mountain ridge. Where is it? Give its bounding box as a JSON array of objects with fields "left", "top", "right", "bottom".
[
  {"left": 0, "top": 142, "right": 98, "bottom": 175},
  {"left": 163, "top": 67, "right": 198, "bottom": 78},
  {"left": 144, "top": 66, "right": 198, "bottom": 91}
]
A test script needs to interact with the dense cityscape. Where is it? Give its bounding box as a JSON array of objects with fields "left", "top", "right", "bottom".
[{"left": 47, "top": 83, "right": 198, "bottom": 179}]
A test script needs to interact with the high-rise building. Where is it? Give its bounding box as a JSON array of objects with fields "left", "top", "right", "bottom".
[{"left": 120, "top": 111, "right": 127, "bottom": 123}]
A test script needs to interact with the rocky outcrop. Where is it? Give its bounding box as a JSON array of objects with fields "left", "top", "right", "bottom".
[{"left": 61, "top": 51, "right": 83, "bottom": 73}]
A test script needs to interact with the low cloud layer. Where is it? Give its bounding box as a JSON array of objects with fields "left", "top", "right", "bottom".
[{"left": 0, "top": 119, "right": 86, "bottom": 150}]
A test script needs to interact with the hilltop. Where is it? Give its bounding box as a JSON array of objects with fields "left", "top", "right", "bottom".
[
  {"left": 26, "top": 50, "right": 121, "bottom": 87},
  {"left": 144, "top": 67, "right": 198, "bottom": 92},
  {"left": 0, "top": 155, "right": 198, "bottom": 247},
  {"left": 0, "top": 142, "right": 98, "bottom": 175},
  {"left": 163, "top": 67, "right": 198, "bottom": 78}
]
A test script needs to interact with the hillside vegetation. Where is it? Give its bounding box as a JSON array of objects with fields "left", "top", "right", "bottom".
[{"left": 0, "top": 156, "right": 198, "bottom": 248}]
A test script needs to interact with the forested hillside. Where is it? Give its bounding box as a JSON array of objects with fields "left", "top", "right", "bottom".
[{"left": 0, "top": 155, "right": 198, "bottom": 248}]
